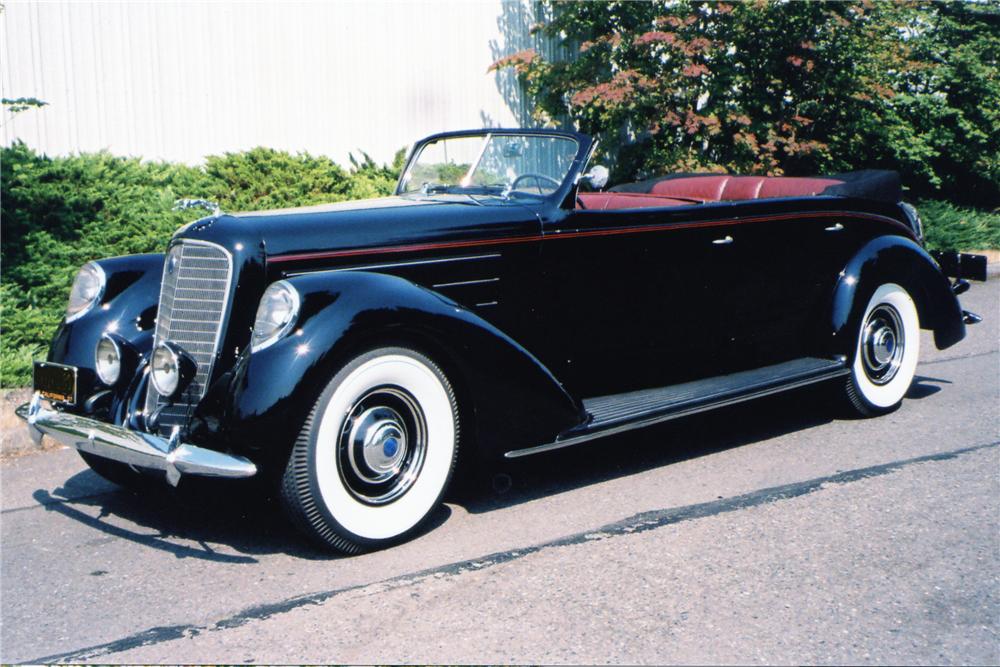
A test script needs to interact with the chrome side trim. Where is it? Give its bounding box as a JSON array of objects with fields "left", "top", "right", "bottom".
[
  {"left": 17, "top": 395, "right": 256, "bottom": 485},
  {"left": 504, "top": 365, "right": 850, "bottom": 459},
  {"left": 432, "top": 277, "right": 500, "bottom": 288},
  {"left": 284, "top": 252, "right": 502, "bottom": 277}
]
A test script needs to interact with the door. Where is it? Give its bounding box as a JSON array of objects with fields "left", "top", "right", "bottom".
[
  {"left": 714, "top": 205, "right": 861, "bottom": 367},
  {"left": 527, "top": 205, "right": 751, "bottom": 398}
]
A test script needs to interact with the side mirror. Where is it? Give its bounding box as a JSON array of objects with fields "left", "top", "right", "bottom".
[{"left": 581, "top": 165, "right": 609, "bottom": 190}]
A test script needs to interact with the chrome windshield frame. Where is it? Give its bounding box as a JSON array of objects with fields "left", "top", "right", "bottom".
[{"left": 395, "top": 128, "right": 594, "bottom": 206}]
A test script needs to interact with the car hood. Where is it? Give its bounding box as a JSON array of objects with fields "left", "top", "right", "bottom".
[{"left": 173, "top": 195, "right": 542, "bottom": 267}]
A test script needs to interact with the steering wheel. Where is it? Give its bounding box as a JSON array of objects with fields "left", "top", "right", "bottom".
[{"left": 511, "top": 173, "right": 561, "bottom": 194}]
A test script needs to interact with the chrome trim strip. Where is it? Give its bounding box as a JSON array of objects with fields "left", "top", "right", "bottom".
[
  {"left": 16, "top": 396, "right": 256, "bottom": 485},
  {"left": 504, "top": 365, "right": 850, "bottom": 459},
  {"left": 284, "top": 253, "right": 502, "bottom": 277},
  {"left": 475, "top": 301, "right": 499, "bottom": 307},
  {"left": 432, "top": 277, "right": 500, "bottom": 288}
]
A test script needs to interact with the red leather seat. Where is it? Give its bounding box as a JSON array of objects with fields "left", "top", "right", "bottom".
[
  {"left": 577, "top": 192, "right": 691, "bottom": 210},
  {"left": 756, "top": 176, "right": 842, "bottom": 199},
  {"left": 580, "top": 174, "right": 850, "bottom": 210},
  {"left": 650, "top": 175, "right": 730, "bottom": 200},
  {"left": 651, "top": 175, "right": 844, "bottom": 202},
  {"left": 720, "top": 176, "right": 766, "bottom": 200}
]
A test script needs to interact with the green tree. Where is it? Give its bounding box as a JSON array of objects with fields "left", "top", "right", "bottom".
[
  {"left": 494, "top": 0, "right": 999, "bottom": 206},
  {"left": 1, "top": 97, "right": 47, "bottom": 115}
]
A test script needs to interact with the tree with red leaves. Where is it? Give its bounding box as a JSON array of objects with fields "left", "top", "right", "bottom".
[{"left": 493, "top": 0, "right": 999, "bottom": 206}]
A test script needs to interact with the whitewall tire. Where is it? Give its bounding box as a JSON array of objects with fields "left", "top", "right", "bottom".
[
  {"left": 845, "top": 283, "right": 920, "bottom": 416},
  {"left": 281, "top": 347, "right": 459, "bottom": 553}
]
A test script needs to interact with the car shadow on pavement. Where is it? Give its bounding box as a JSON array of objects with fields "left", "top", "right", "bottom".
[
  {"left": 454, "top": 381, "right": 852, "bottom": 514},
  {"left": 458, "top": 371, "right": 958, "bottom": 515},
  {"left": 29, "top": 373, "right": 952, "bottom": 557},
  {"left": 32, "top": 471, "right": 452, "bottom": 561},
  {"left": 906, "top": 374, "right": 951, "bottom": 399}
]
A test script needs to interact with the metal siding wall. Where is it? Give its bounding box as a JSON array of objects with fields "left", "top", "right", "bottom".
[{"left": 0, "top": 0, "right": 551, "bottom": 165}]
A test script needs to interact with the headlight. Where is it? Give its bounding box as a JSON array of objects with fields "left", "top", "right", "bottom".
[
  {"left": 66, "top": 262, "right": 106, "bottom": 322},
  {"left": 151, "top": 342, "right": 196, "bottom": 398},
  {"left": 95, "top": 335, "right": 122, "bottom": 385},
  {"left": 95, "top": 333, "right": 138, "bottom": 387},
  {"left": 251, "top": 281, "right": 300, "bottom": 352}
]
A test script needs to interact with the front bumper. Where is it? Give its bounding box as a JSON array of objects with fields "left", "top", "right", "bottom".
[{"left": 16, "top": 393, "right": 257, "bottom": 486}]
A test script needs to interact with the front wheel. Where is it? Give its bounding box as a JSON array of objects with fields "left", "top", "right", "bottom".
[
  {"left": 844, "top": 282, "right": 921, "bottom": 416},
  {"left": 280, "top": 347, "right": 459, "bottom": 553}
]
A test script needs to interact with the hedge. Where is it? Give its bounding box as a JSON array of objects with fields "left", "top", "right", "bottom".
[
  {"left": 0, "top": 142, "right": 403, "bottom": 387},
  {"left": 0, "top": 142, "right": 996, "bottom": 387}
]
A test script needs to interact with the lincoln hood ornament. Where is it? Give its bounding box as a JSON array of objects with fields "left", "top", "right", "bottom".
[{"left": 173, "top": 198, "right": 221, "bottom": 216}]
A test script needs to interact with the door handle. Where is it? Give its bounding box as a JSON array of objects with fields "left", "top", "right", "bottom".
[
  {"left": 712, "top": 235, "right": 734, "bottom": 245},
  {"left": 825, "top": 223, "right": 844, "bottom": 232}
]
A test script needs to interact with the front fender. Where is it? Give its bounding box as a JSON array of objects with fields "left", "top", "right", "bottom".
[
  {"left": 48, "top": 253, "right": 163, "bottom": 410},
  {"left": 826, "top": 236, "right": 964, "bottom": 356},
  {"left": 218, "top": 271, "right": 584, "bottom": 466}
]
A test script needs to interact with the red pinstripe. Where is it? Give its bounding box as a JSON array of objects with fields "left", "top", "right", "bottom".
[{"left": 268, "top": 210, "right": 911, "bottom": 264}]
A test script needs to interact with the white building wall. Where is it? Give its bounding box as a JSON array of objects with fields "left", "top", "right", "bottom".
[{"left": 0, "top": 0, "right": 553, "bottom": 165}]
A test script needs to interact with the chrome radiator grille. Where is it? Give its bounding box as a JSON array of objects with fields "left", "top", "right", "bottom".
[{"left": 145, "top": 240, "right": 233, "bottom": 433}]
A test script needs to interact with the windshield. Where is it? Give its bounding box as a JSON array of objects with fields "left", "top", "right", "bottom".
[{"left": 398, "top": 133, "right": 580, "bottom": 199}]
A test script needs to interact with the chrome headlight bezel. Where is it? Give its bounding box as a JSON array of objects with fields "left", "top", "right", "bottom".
[
  {"left": 251, "top": 281, "right": 301, "bottom": 352},
  {"left": 95, "top": 333, "right": 139, "bottom": 387},
  {"left": 95, "top": 334, "right": 123, "bottom": 386},
  {"left": 65, "top": 262, "right": 106, "bottom": 323},
  {"left": 150, "top": 341, "right": 197, "bottom": 399}
]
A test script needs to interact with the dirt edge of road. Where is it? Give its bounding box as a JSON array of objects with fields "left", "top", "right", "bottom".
[{"left": 0, "top": 388, "right": 62, "bottom": 460}]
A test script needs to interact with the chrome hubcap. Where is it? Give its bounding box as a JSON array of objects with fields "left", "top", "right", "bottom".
[
  {"left": 861, "top": 304, "right": 905, "bottom": 385},
  {"left": 871, "top": 327, "right": 896, "bottom": 366},
  {"left": 350, "top": 407, "right": 407, "bottom": 480},
  {"left": 338, "top": 387, "right": 426, "bottom": 505}
]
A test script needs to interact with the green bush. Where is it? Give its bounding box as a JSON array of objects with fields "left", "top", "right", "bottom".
[
  {"left": 918, "top": 200, "right": 1000, "bottom": 253},
  {"left": 0, "top": 142, "right": 401, "bottom": 387}
]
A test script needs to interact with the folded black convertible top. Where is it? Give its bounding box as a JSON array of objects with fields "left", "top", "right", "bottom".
[{"left": 819, "top": 170, "right": 901, "bottom": 202}]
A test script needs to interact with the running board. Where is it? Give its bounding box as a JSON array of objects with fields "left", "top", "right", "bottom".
[{"left": 505, "top": 357, "right": 849, "bottom": 459}]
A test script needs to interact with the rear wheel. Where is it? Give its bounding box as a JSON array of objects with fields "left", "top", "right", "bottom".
[
  {"left": 844, "top": 282, "right": 920, "bottom": 416},
  {"left": 280, "top": 347, "right": 459, "bottom": 553}
]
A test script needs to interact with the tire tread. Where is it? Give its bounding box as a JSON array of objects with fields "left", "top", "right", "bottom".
[{"left": 279, "top": 346, "right": 459, "bottom": 554}]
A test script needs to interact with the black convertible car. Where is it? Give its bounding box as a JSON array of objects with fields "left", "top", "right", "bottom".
[{"left": 18, "top": 129, "right": 985, "bottom": 552}]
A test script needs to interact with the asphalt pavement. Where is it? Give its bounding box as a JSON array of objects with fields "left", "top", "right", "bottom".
[{"left": 2, "top": 279, "right": 997, "bottom": 665}]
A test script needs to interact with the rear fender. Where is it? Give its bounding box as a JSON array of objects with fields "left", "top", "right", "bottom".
[
  {"left": 219, "top": 271, "right": 584, "bottom": 464},
  {"left": 825, "top": 236, "right": 964, "bottom": 357}
]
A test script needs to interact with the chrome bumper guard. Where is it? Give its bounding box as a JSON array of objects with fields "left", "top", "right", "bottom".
[{"left": 16, "top": 393, "right": 257, "bottom": 486}]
